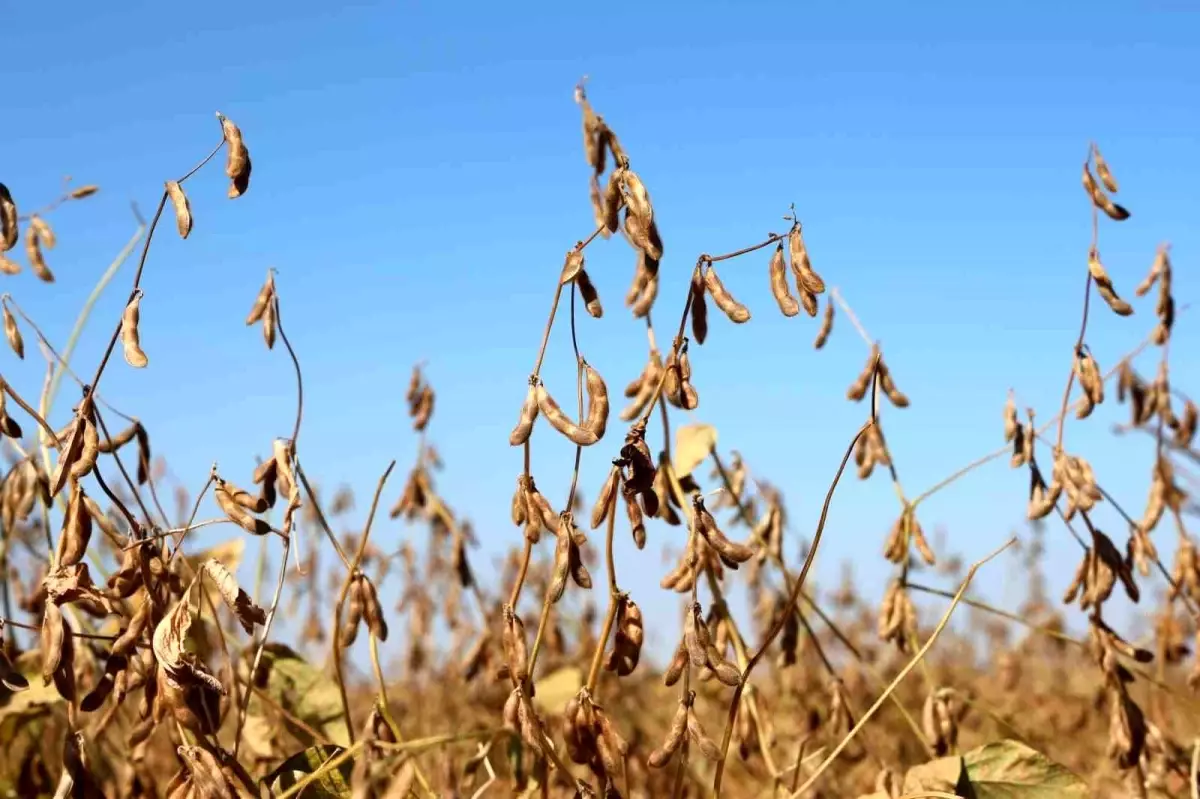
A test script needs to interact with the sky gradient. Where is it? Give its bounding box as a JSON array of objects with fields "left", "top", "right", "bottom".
[{"left": 2, "top": 0, "right": 1197, "bottom": 663}]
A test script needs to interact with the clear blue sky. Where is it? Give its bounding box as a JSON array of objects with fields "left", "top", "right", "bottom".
[{"left": 2, "top": 1, "right": 1197, "bottom": 662}]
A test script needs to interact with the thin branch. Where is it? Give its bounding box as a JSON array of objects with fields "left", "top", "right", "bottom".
[{"left": 789, "top": 537, "right": 1016, "bottom": 798}]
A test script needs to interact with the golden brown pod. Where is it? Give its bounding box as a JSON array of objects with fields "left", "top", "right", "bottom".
[
  {"left": 220, "top": 113, "right": 252, "bottom": 198},
  {"left": 582, "top": 361, "right": 609, "bottom": 440},
  {"left": 799, "top": 288, "right": 818, "bottom": 318},
  {"left": 768, "top": 244, "right": 799, "bottom": 317},
  {"left": 788, "top": 226, "right": 825, "bottom": 294},
  {"left": 55, "top": 484, "right": 93, "bottom": 568},
  {"left": 1093, "top": 144, "right": 1119, "bottom": 193},
  {"left": 590, "top": 467, "right": 619, "bottom": 530},
  {"left": 603, "top": 169, "right": 624, "bottom": 233},
  {"left": 0, "top": 255, "right": 19, "bottom": 275},
  {"left": 69, "top": 185, "right": 100, "bottom": 200},
  {"left": 648, "top": 700, "right": 689, "bottom": 768},
  {"left": 214, "top": 480, "right": 272, "bottom": 535},
  {"left": 1086, "top": 249, "right": 1133, "bottom": 317},
  {"left": 262, "top": 296, "right": 277, "bottom": 349},
  {"left": 25, "top": 225, "right": 53, "bottom": 283},
  {"left": 814, "top": 297, "right": 834, "bottom": 348},
  {"left": 165, "top": 180, "right": 192, "bottom": 239},
  {"left": 576, "top": 268, "right": 603, "bottom": 318},
  {"left": 246, "top": 270, "right": 275, "bottom": 325},
  {"left": 508, "top": 384, "right": 539, "bottom": 446},
  {"left": 1082, "top": 162, "right": 1129, "bottom": 221},
  {"left": 121, "top": 291, "right": 149, "bottom": 368},
  {"left": 629, "top": 259, "right": 659, "bottom": 319},
  {"left": 3, "top": 305, "right": 23, "bottom": 359},
  {"left": 622, "top": 170, "right": 653, "bottom": 225},
  {"left": 703, "top": 265, "right": 750, "bottom": 323},
  {"left": 70, "top": 413, "right": 100, "bottom": 482},
  {"left": 28, "top": 215, "right": 55, "bottom": 250},
  {"left": 535, "top": 384, "right": 598, "bottom": 446},
  {"left": 41, "top": 601, "right": 65, "bottom": 686},
  {"left": 0, "top": 183, "right": 18, "bottom": 252}
]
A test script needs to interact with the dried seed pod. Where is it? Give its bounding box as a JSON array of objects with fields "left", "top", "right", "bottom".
[
  {"left": 814, "top": 298, "right": 834, "bottom": 348},
  {"left": 603, "top": 169, "right": 624, "bottom": 232},
  {"left": 576, "top": 268, "right": 603, "bottom": 318},
  {"left": 768, "top": 243, "right": 800, "bottom": 317},
  {"left": 0, "top": 183, "right": 17, "bottom": 252},
  {"left": 121, "top": 291, "right": 149, "bottom": 368},
  {"left": 799, "top": 288, "right": 818, "bottom": 317},
  {"left": 622, "top": 170, "right": 653, "bottom": 226},
  {"left": 688, "top": 712, "right": 722, "bottom": 761},
  {"left": 261, "top": 296, "right": 277, "bottom": 350},
  {"left": 1136, "top": 247, "right": 1166, "bottom": 298},
  {"left": 111, "top": 598, "right": 151, "bottom": 657},
  {"left": 1093, "top": 144, "right": 1119, "bottom": 193},
  {"left": 25, "top": 224, "right": 53, "bottom": 282},
  {"left": 502, "top": 607, "right": 528, "bottom": 684},
  {"left": 1086, "top": 249, "right": 1133, "bottom": 317},
  {"left": 69, "top": 185, "right": 100, "bottom": 200},
  {"left": 664, "top": 641, "right": 688, "bottom": 686},
  {"left": 3, "top": 305, "right": 22, "bottom": 359},
  {"left": 694, "top": 496, "right": 753, "bottom": 566},
  {"left": 620, "top": 351, "right": 662, "bottom": 421},
  {"left": 55, "top": 483, "right": 93, "bottom": 567},
  {"left": 1082, "top": 162, "right": 1129, "bottom": 221},
  {"left": 536, "top": 384, "right": 598, "bottom": 446},
  {"left": 1176, "top": 400, "right": 1197, "bottom": 447},
  {"left": 582, "top": 361, "right": 609, "bottom": 440},
  {"left": 604, "top": 597, "right": 644, "bottom": 676},
  {"left": 1002, "top": 394, "right": 1021, "bottom": 444},
  {"left": 788, "top": 225, "right": 825, "bottom": 294},
  {"left": 683, "top": 603, "right": 713, "bottom": 669},
  {"left": 360, "top": 575, "right": 388, "bottom": 641},
  {"left": 508, "top": 383, "right": 539, "bottom": 446},
  {"left": 81, "top": 653, "right": 128, "bottom": 712},
  {"left": 341, "top": 576, "right": 364, "bottom": 647},
  {"left": 648, "top": 699, "right": 689, "bottom": 768},
  {"left": 703, "top": 266, "right": 750, "bottom": 324},
  {"left": 135, "top": 423, "right": 152, "bottom": 485},
  {"left": 591, "top": 467, "right": 619, "bottom": 530},
  {"left": 246, "top": 270, "right": 275, "bottom": 325},
  {"left": 214, "top": 479, "right": 271, "bottom": 535},
  {"left": 220, "top": 113, "right": 252, "bottom": 198},
  {"left": 690, "top": 268, "right": 708, "bottom": 344},
  {"left": 165, "top": 180, "right": 192, "bottom": 239},
  {"left": 29, "top": 216, "right": 55, "bottom": 249},
  {"left": 1074, "top": 347, "right": 1104, "bottom": 419},
  {"left": 624, "top": 485, "right": 647, "bottom": 549},
  {"left": 41, "top": 598, "right": 66, "bottom": 685},
  {"left": 0, "top": 255, "right": 19, "bottom": 275},
  {"left": 846, "top": 348, "right": 876, "bottom": 402},
  {"left": 629, "top": 256, "right": 659, "bottom": 318}
]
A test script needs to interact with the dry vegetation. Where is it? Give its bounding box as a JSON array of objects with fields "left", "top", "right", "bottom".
[{"left": 0, "top": 85, "right": 1197, "bottom": 798}]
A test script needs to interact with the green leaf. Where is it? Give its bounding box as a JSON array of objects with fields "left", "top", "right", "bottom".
[
  {"left": 673, "top": 423, "right": 717, "bottom": 478},
  {"left": 531, "top": 666, "right": 582, "bottom": 715},
  {"left": 266, "top": 745, "right": 353, "bottom": 798},
  {"left": 247, "top": 642, "right": 350, "bottom": 747},
  {"left": 903, "top": 739, "right": 1088, "bottom": 797}
]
